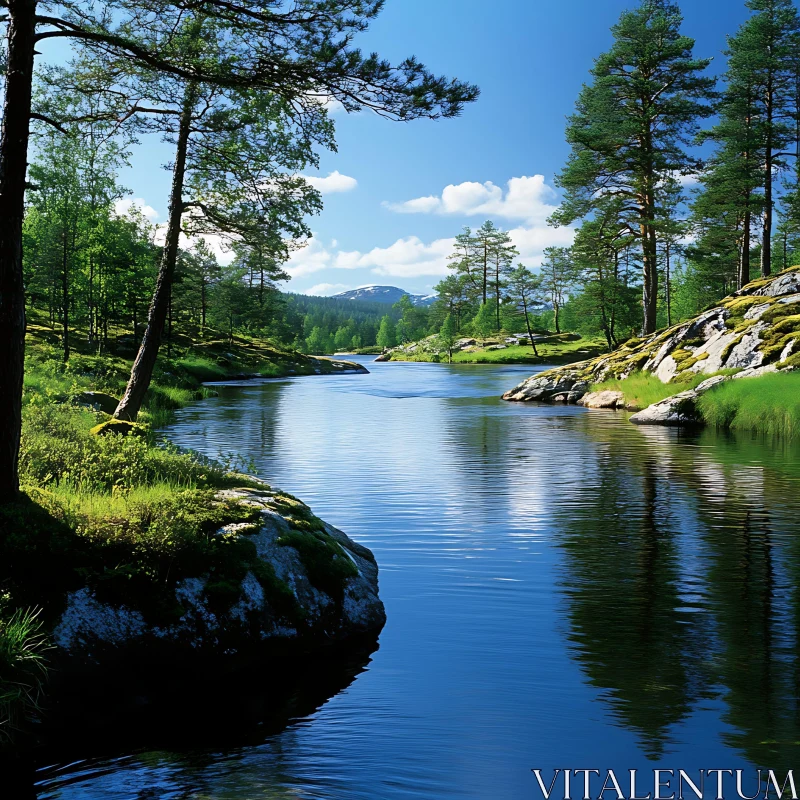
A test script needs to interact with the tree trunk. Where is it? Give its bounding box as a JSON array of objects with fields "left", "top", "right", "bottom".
[
  {"left": 665, "top": 241, "right": 672, "bottom": 328},
  {"left": 494, "top": 258, "right": 501, "bottom": 331},
  {"left": 553, "top": 301, "right": 560, "bottom": 335},
  {"left": 201, "top": 277, "right": 206, "bottom": 330},
  {"left": 114, "top": 85, "right": 196, "bottom": 421},
  {"left": 0, "top": 0, "right": 37, "bottom": 501},
  {"left": 61, "top": 226, "right": 69, "bottom": 362},
  {"left": 522, "top": 295, "right": 538, "bottom": 357},
  {"left": 482, "top": 244, "right": 487, "bottom": 305},
  {"left": 741, "top": 207, "right": 751, "bottom": 290},
  {"left": 762, "top": 81, "right": 774, "bottom": 278},
  {"left": 640, "top": 220, "right": 658, "bottom": 335}
]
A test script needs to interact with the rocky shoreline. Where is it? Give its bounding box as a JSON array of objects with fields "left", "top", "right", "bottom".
[{"left": 502, "top": 269, "right": 800, "bottom": 426}]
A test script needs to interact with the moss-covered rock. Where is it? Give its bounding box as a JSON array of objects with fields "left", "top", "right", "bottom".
[
  {"left": 89, "top": 419, "right": 144, "bottom": 437},
  {"left": 503, "top": 268, "right": 800, "bottom": 404},
  {"left": 49, "top": 485, "right": 385, "bottom": 670}
]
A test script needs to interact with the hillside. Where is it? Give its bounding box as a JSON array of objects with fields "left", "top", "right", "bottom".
[
  {"left": 378, "top": 331, "right": 605, "bottom": 365},
  {"left": 502, "top": 269, "right": 800, "bottom": 434},
  {"left": 331, "top": 285, "right": 437, "bottom": 307}
]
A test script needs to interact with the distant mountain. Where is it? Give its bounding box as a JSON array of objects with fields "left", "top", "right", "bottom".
[{"left": 331, "top": 285, "right": 437, "bottom": 307}]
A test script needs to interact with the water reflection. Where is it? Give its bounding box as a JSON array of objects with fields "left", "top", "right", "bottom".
[
  {"left": 556, "top": 416, "right": 800, "bottom": 767},
  {"left": 35, "top": 360, "right": 800, "bottom": 798},
  {"left": 35, "top": 641, "right": 378, "bottom": 798}
]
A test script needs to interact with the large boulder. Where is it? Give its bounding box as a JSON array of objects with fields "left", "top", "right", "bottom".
[
  {"left": 78, "top": 391, "right": 119, "bottom": 415},
  {"left": 52, "top": 487, "right": 386, "bottom": 670},
  {"left": 502, "top": 372, "right": 587, "bottom": 403}
]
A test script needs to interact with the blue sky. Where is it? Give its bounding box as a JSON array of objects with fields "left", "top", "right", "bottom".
[{"left": 111, "top": 0, "right": 754, "bottom": 297}]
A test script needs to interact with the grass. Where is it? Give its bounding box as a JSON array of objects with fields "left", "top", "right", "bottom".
[
  {"left": 0, "top": 607, "right": 50, "bottom": 745},
  {"left": 591, "top": 370, "right": 744, "bottom": 411},
  {"left": 0, "top": 315, "right": 368, "bottom": 746},
  {"left": 591, "top": 372, "right": 712, "bottom": 410},
  {"left": 696, "top": 372, "right": 800, "bottom": 438}
]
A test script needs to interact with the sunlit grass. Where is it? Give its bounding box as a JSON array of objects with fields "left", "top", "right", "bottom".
[
  {"left": 591, "top": 372, "right": 710, "bottom": 409},
  {"left": 697, "top": 372, "right": 800, "bottom": 438}
]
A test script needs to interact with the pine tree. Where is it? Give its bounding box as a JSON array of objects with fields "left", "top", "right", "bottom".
[
  {"left": 552, "top": 0, "right": 715, "bottom": 335},
  {"left": 734, "top": 0, "right": 800, "bottom": 276},
  {"left": 507, "top": 265, "right": 544, "bottom": 355}
]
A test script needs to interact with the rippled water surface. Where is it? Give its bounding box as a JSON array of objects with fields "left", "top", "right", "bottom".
[{"left": 37, "top": 358, "right": 800, "bottom": 798}]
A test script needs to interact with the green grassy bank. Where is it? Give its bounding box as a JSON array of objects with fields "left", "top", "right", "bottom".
[
  {"left": 591, "top": 370, "right": 800, "bottom": 438},
  {"left": 0, "top": 319, "right": 363, "bottom": 746}
]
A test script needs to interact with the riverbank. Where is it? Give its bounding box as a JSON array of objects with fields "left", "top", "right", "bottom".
[
  {"left": 0, "top": 323, "right": 379, "bottom": 752},
  {"left": 378, "top": 332, "right": 606, "bottom": 365},
  {"left": 503, "top": 268, "right": 800, "bottom": 438}
]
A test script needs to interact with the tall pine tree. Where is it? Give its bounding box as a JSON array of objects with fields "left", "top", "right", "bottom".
[{"left": 552, "top": 0, "right": 715, "bottom": 334}]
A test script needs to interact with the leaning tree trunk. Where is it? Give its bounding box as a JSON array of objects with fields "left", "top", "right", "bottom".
[
  {"left": 114, "top": 86, "right": 196, "bottom": 421},
  {"left": 522, "top": 295, "right": 538, "bottom": 357},
  {"left": 0, "top": 0, "right": 37, "bottom": 502}
]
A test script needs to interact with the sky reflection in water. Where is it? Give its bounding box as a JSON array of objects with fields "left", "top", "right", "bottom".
[{"left": 36, "top": 358, "right": 800, "bottom": 799}]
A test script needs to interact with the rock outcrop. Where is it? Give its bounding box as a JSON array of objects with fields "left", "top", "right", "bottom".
[
  {"left": 503, "top": 269, "right": 800, "bottom": 408},
  {"left": 52, "top": 485, "right": 385, "bottom": 669},
  {"left": 628, "top": 375, "right": 729, "bottom": 426}
]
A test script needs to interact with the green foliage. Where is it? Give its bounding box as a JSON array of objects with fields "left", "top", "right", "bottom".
[
  {"left": 0, "top": 607, "right": 51, "bottom": 745},
  {"left": 376, "top": 315, "right": 398, "bottom": 349},
  {"left": 696, "top": 372, "right": 800, "bottom": 438},
  {"left": 470, "top": 302, "right": 496, "bottom": 337},
  {"left": 438, "top": 313, "right": 458, "bottom": 362}
]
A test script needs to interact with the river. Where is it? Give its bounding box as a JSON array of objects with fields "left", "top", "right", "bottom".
[{"left": 35, "top": 357, "right": 800, "bottom": 798}]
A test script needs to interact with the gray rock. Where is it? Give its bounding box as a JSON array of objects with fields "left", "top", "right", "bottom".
[
  {"left": 580, "top": 390, "right": 625, "bottom": 409},
  {"left": 629, "top": 375, "right": 729, "bottom": 426},
  {"left": 724, "top": 321, "right": 768, "bottom": 370},
  {"left": 52, "top": 487, "right": 385, "bottom": 663},
  {"left": 757, "top": 272, "right": 800, "bottom": 297}
]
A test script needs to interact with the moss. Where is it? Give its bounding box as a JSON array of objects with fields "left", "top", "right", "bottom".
[
  {"left": 760, "top": 301, "right": 800, "bottom": 324},
  {"left": 90, "top": 419, "right": 144, "bottom": 437},
  {"left": 277, "top": 529, "right": 358, "bottom": 602}
]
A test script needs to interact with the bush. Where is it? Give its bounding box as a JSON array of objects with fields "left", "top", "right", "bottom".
[{"left": 19, "top": 405, "right": 228, "bottom": 492}]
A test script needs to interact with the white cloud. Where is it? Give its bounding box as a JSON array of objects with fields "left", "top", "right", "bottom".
[
  {"left": 114, "top": 197, "right": 159, "bottom": 221},
  {"left": 286, "top": 236, "right": 334, "bottom": 278},
  {"left": 303, "top": 170, "right": 358, "bottom": 194},
  {"left": 334, "top": 236, "right": 456, "bottom": 279},
  {"left": 305, "top": 282, "right": 350, "bottom": 296},
  {"left": 383, "top": 175, "right": 559, "bottom": 225},
  {"left": 152, "top": 222, "right": 236, "bottom": 266}
]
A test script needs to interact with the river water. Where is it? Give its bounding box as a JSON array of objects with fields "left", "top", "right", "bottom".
[{"left": 36, "top": 357, "right": 800, "bottom": 799}]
